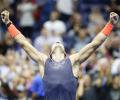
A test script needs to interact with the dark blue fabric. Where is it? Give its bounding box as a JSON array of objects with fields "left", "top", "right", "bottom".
[{"left": 43, "top": 57, "right": 77, "bottom": 100}]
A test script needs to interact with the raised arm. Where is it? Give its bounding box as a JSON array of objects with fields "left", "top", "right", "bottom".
[
  {"left": 1, "top": 10, "right": 47, "bottom": 64},
  {"left": 70, "top": 12, "right": 119, "bottom": 65}
]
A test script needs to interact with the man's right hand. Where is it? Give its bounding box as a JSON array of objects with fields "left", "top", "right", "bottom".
[{"left": 1, "top": 10, "right": 11, "bottom": 25}]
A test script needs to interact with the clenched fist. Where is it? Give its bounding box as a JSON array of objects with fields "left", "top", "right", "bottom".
[
  {"left": 109, "top": 12, "right": 119, "bottom": 25},
  {"left": 1, "top": 10, "right": 11, "bottom": 25}
]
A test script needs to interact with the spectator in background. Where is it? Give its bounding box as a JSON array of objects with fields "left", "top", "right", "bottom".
[
  {"left": 107, "top": 74, "right": 120, "bottom": 100},
  {"left": 111, "top": 58, "right": 120, "bottom": 75},
  {"left": 0, "top": 54, "right": 5, "bottom": 67},
  {"left": 0, "top": 33, "right": 15, "bottom": 55},
  {"left": 88, "top": 7, "right": 106, "bottom": 36},
  {"left": 74, "top": 26, "right": 91, "bottom": 52},
  {"left": 105, "top": 0, "right": 120, "bottom": 14},
  {"left": 82, "top": 53, "right": 98, "bottom": 73},
  {"left": 63, "top": 24, "right": 79, "bottom": 52},
  {"left": 0, "top": 82, "right": 16, "bottom": 100},
  {"left": 39, "top": 0, "right": 56, "bottom": 26},
  {"left": 67, "top": 12, "right": 82, "bottom": 31},
  {"left": 0, "top": 55, "right": 7, "bottom": 81},
  {"left": 68, "top": 24, "right": 80, "bottom": 37},
  {"left": 76, "top": 78, "right": 84, "bottom": 100},
  {"left": 33, "top": 0, "right": 47, "bottom": 6},
  {"left": 16, "top": 76, "right": 27, "bottom": 100},
  {"left": 44, "top": 10, "right": 66, "bottom": 36},
  {"left": 109, "top": 36, "right": 120, "bottom": 58},
  {"left": 34, "top": 27, "right": 62, "bottom": 54},
  {"left": 56, "top": 0, "right": 75, "bottom": 22},
  {"left": 0, "top": 54, "right": 11, "bottom": 83},
  {"left": 29, "top": 72, "right": 44, "bottom": 100},
  {"left": 19, "top": 70, "right": 33, "bottom": 100},
  {"left": 32, "top": 0, "right": 47, "bottom": 31},
  {"left": 3, "top": 50, "right": 21, "bottom": 92},
  {"left": 0, "top": 0, "right": 12, "bottom": 12},
  {"left": 96, "top": 58, "right": 111, "bottom": 86},
  {"left": 89, "top": 7, "right": 105, "bottom": 26},
  {"left": 77, "top": 74, "right": 98, "bottom": 100},
  {"left": 17, "top": 0, "right": 36, "bottom": 38}
]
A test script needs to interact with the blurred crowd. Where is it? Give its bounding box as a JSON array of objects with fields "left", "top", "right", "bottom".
[{"left": 0, "top": 0, "right": 120, "bottom": 100}]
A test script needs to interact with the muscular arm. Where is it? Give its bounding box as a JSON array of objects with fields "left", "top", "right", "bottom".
[
  {"left": 70, "top": 12, "right": 119, "bottom": 65},
  {"left": 1, "top": 10, "right": 47, "bottom": 64},
  {"left": 70, "top": 32, "right": 106, "bottom": 64},
  {"left": 15, "top": 33, "right": 47, "bottom": 63}
]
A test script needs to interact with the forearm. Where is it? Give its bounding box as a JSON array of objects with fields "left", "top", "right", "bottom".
[
  {"left": 85, "top": 22, "right": 113, "bottom": 52},
  {"left": 77, "top": 80, "right": 84, "bottom": 98},
  {"left": 86, "top": 22, "right": 113, "bottom": 50},
  {"left": 70, "top": 22, "right": 114, "bottom": 65},
  {"left": 6, "top": 22, "right": 46, "bottom": 63},
  {"left": 78, "top": 23, "right": 113, "bottom": 62},
  {"left": 6, "top": 22, "right": 30, "bottom": 48},
  {"left": 91, "top": 32, "right": 107, "bottom": 49},
  {"left": 15, "top": 34, "right": 38, "bottom": 59}
]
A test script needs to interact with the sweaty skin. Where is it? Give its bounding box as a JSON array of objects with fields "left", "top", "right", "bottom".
[{"left": 1, "top": 10, "right": 119, "bottom": 78}]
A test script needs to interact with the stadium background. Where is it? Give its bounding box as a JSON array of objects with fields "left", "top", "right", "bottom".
[{"left": 0, "top": 0, "right": 120, "bottom": 100}]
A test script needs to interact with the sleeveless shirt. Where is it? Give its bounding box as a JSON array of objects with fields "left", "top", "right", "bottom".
[{"left": 43, "top": 57, "right": 77, "bottom": 100}]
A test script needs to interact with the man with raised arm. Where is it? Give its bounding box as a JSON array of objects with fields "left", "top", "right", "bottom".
[{"left": 1, "top": 10, "right": 119, "bottom": 100}]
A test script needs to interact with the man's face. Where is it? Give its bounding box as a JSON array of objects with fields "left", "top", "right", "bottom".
[
  {"left": 0, "top": 55, "right": 5, "bottom": 65},
  {"left": 83, "top": 74, "right": 92, "bottom": 88},
  {"left": 112, "top": 75, "right": 120, "bottom": 88},
  {"left": 51, "top": 43, "right": 65, "bottom": 61},
  {"left": 6, "top": 54, "right": 15, "bottom": 66},
  {"left": 50, "top": 11, "right": 59, "bottom": 21},
  {"left": 52, "top": 47, "right": 64, "bottom": 56}
]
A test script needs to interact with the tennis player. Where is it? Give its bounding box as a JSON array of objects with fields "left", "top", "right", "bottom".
[{"left": 1, "top": 10, "right": 119, "bottom": 100}]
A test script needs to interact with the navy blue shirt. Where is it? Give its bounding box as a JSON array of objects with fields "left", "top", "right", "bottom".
[{"left": 43, "top": 57, "right": 78, "bottom": 100}]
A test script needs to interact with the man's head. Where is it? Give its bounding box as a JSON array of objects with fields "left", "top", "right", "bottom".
[
  {"left": 50, "top": 42, "right": 66, "bottom": 62},
  {"left": 83, "top": 74, "right": 92, "bottom": 88},
  {"left": 50, "top": 11, "right": 59, "bottom": 21},
  {"left": 112, "top": 74, "right": 120, "bottom": 89},
  {"left": 5, "top": 50, "right": 16, "bottom": 66}
]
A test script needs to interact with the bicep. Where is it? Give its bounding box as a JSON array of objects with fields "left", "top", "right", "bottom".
[
  {"left": 70, "top": 33, "right": 107, "bottom": 65},
  {"left": 15, "top": 34, "right": 47, "bottom": 63},
  {"left": 70, "top": 43, "right": 94, "bottom": 65}
]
